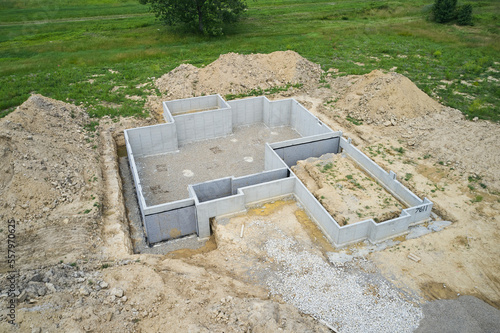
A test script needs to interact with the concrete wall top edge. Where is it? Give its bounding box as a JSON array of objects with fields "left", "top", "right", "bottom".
[
  {"left": 144, "top": 198, "right": 196, "bottom": 215},
  {"left": 269, "top": 131, "right": 342, "bottom": 150},
  {"left": 166, "top": 94, "right": 230, "bottom": 115},
  {"left": 172, "top": 106, "right": 232, "bottom": 120},
  {"left": 124, "top": 122, "right": 173, "bottom": 134}
]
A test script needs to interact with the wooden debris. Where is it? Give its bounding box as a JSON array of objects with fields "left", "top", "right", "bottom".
[{"left": 408, "top": 253, "right": 421, "bottom": 263}]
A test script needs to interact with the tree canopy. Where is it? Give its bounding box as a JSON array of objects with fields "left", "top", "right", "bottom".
[{"left": 139, "top": 0, "right": 248, "bottom": 36}]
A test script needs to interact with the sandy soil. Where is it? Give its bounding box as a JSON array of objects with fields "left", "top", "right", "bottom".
[
  {"left": 1, "top": 51, "right": 500, "bottom": 332},
  {"left": 292, "top": 153, "right": 404, "bottom": 225}
]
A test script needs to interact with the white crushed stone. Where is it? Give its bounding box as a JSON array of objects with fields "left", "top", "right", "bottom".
[{"left": 263, "top": 230, "right": 423, "bottom": 333}]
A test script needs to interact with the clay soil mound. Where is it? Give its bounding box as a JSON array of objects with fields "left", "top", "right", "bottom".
[
  {"left": 335, "top": 70, "right": 443, "bottom": 124},
  {"left": 0, "top": 95, "right": 103, "bottom": 270},
  {"left": 155, "top": 50, "right": 323, "bottom": 99}
]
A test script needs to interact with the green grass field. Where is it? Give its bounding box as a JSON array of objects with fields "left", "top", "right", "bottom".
[{"left": 1, "top": 0, "right": 499, "bottom": 120}]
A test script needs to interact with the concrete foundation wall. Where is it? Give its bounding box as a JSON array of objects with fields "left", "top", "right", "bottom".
[
  {"left": 264, "top": 143, "right": 289, "bottom": 171},
  {"left": 195, "top": 193, "right": 246, "bottom": 238},
  {"left": 192, "top": 177, "right": 233, "bottom": 203},
  {"left": 293, "top": 178, "right": 339, "bottom": 244},
  {"left": 228, "top": 97, "right": 265, "bottom": 127},
  {"left": 239, "top": 177, "right": 296, "bottom": 204},
  {"left": 335, "top": 221, "right": 371, "bottom": 245},
  {"left": 290, "top": 101, "right": 332, "bottom": 137},
  {"left": 232, "top": 168, "right": 288, "bottom": 194},
  {"left": 125, "top": 123, "right": 178, "bottom": 157},
  {"left": 175, "top": 107, "right": 233, "bottom": 145},
  {"left": 143, "top": 198, "right": 195, "bottom": 216},
  {"left": 367, "top": 215, "right": 410, "bottom": 242},
  {"left": 144, "top": 201, "right": 197, "bottom": 244},
  {"left": 124, "top": 131, "right": 147, "bottom": 222},
  {"left": 125, "top": 95, "right": 433, "bottom": 247},
  {"left": 164, "top": 95, "right": 229, "bottom": 116},
  {"left": 340, "top": 137, "right": 422, "bottom": 207},
  {"left": 265, "top": 99, "right": 293, "bottom": 127},
  {"left": 271, "top": 133, "right": 341, "bottom": 168}
]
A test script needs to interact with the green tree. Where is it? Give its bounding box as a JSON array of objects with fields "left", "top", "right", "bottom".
[
  {"left": 432, "top": 0, "right": 457, "bottom": 23},
  {"left": 457, "top": 4, "right": 473, "bottom": 26},
  {"left": 139, "top": 0, "right": 248, "bottom": 36}
]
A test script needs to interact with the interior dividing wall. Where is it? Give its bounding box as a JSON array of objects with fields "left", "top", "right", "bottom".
[
  {"left": 264, "top": 143, "right": 289, "bottom": 171},
  {"left": 231, "top": 168, "right": 288, "bottom": 194},
  {"left": 192, "top": 177, "right": 233, "bottom": 203},
  {"left": 271, "top": 133, "right": 341, "bottom": 167}
]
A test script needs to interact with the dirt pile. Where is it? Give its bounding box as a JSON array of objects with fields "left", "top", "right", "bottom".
[
  {"left": 0, "top": 95, "right": 103, "bottom": 269},
  {"left": 334, "top": 70, "right": 443, "bottom": 125},
  {"left": 155, "top": 51, "right": 323, "bottom": 99}
]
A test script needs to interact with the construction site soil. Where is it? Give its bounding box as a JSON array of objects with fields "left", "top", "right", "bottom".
[
  {"left": 292, "top": 153, "right": 404, "bottom": 226},
  {"left": 1, "top": 51, "right": 500, "bottom": 332}
]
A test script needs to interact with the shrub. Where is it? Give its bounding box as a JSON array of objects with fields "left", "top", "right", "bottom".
[
  {"left": 431, "top": 0, "right": 474, "bottom": 25},
  {"left": 432, "top": 0, "right": 458, "bottom": 23},
  {"left": 457, "top": 4, "right": 473, "bottom": 25}
]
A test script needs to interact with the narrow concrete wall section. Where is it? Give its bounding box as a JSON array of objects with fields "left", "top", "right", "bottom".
[
  {"left": 124, "top": 95, "right": 434, "bottom": 248},
  {"left": 271, "top": 132, "right": 342, "bottom": 168}
]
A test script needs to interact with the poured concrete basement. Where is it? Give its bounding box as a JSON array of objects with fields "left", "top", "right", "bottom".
[{"left": 136, "top": 124, "right": 300, "bottom": 205}]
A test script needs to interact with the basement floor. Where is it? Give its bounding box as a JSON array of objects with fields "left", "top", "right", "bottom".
[{"left": 135, "top": 123, "right": 300, "bottom": 205}]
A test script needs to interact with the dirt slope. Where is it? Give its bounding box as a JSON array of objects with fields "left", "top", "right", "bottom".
[{"left": 0, "top": 95, "right": 103, "bottom": 270}]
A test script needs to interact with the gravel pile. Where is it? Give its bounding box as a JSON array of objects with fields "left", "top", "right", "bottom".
[{"left": 264, "top": 233, "right": 423, "bottom": 333}]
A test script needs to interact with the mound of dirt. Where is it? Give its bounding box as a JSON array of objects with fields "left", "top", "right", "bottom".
[
  {"left": 155, "top": 51, "right": 323, "bottom": 99},
  {"left": 0, "top": 95, "right": 103, "bottom": 270},
  {"left": 335, "top": 70, "right": 443, "bottom": 124}
]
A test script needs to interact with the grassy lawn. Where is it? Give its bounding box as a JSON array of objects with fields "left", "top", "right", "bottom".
[{"left": 1, "top": 0, "right": 499, "bottom": 120}]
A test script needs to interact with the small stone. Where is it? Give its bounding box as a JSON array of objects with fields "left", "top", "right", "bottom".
[
  {"left": 99, "top": 281, "right": 109, "bottom": 289},
  {"left": 18, "top": 291, "right": 27, "bottom": 302},
  {"left": 79, "top": 286, "right": 90, "bottom": 296},
  {"left": 37, "top": 286, "right": 47, "bottom": 296},
  {"left": 46, "top": 283, "right": 56, "bottom": 293},
  {"left": 111, "top": 287, "right": 124, "bottom": 298}
]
